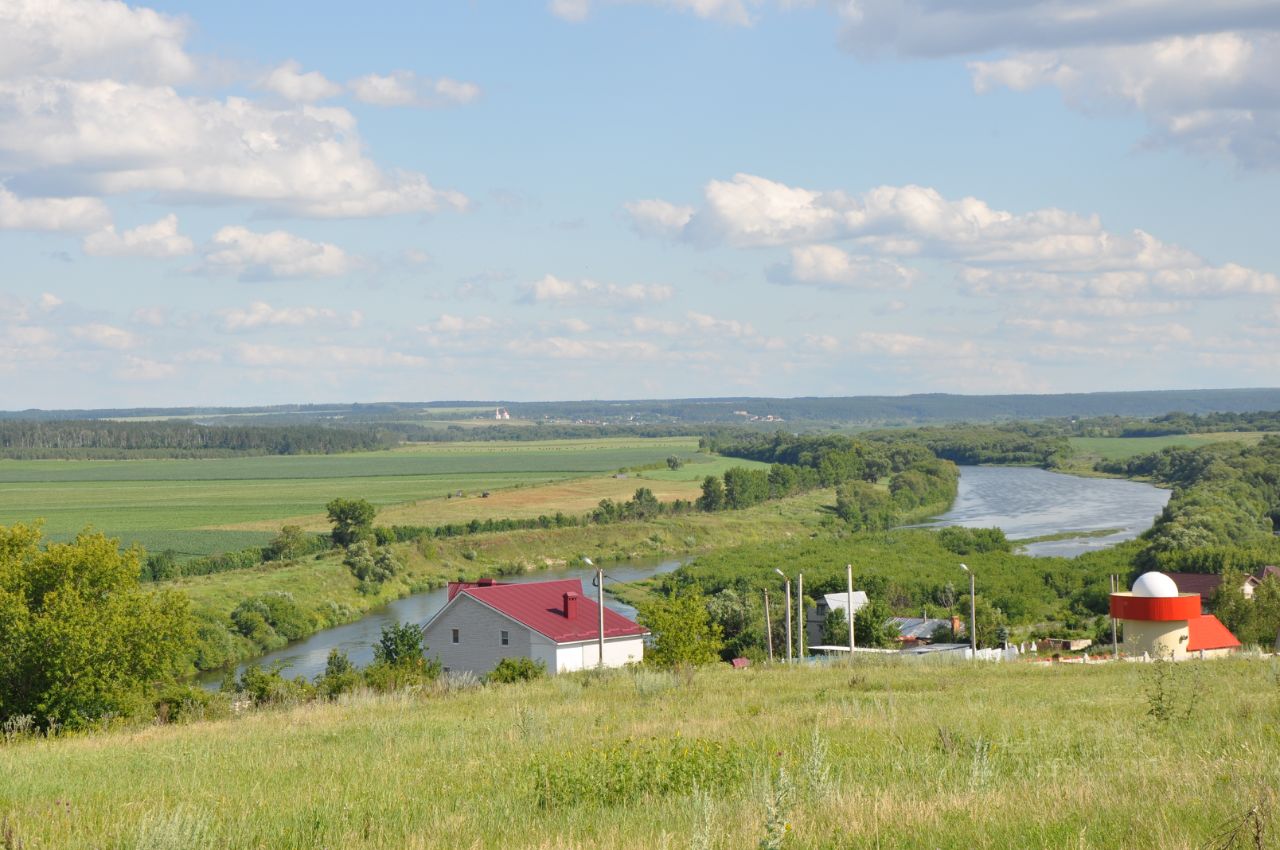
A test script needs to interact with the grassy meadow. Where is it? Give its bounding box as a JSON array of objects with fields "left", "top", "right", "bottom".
[
  {"left": 2, "top": 657, "right": 1276, "bottom": 849},
  {"left": 1066, "top": 432, "right": 1268, "bottom": 468},
  {"left": 0, "top": 437, "right": 708, "bottom": 554}
]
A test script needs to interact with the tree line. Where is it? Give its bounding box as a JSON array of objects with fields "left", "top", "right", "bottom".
[{"left": 0, "top": 420, "right": 394, "bottom": 459}]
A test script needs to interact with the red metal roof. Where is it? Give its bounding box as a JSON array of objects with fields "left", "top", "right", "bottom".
[
  {"left": 461, "top": 579, "right": 648, "bottom": 643},
  {"left": 447, "top": 578, "right": 502, "bottom": 602},
  {"left": 1186, "top": 614, "right": 1241, "bottom": 652}
]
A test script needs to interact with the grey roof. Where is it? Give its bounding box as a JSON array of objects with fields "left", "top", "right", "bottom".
[{"left": 890, "top": 617, "right": 952, "bottom": 640}]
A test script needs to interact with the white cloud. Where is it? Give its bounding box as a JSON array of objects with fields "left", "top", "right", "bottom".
[
  {"left": 855, "top": 331, "right": 975, "bottom": 359},
  {"left": 550, "top": 0, "right": 760, "bottom": 25},
  {"left": 0, "top": 0, "right": 194, "bottom": 84},
  {"left": 349, "top": 71, "right": 481, "bottom": 107},
  {"left": 506, "top": 336, "right": 664, "bottom": 361},
  {"left": 525, "top": 274, "right": 675, "bottom": 306},
  {"left": 83, "top": 213, "right": 193, "bottom": 257},
  {"left": 0, "top": 78, "right": 467, "bottom": 218},
  {"left": 769, "top": 244, "right": 918, "bottom": 289},
  {"left": 831, "top": 1, "right": 1280, "bottom": 168},
  {"left": 235, "top": 343, "right": 426, "bottom": 368},
  {"left": 131, "top": 306, "right": 166, "bottom": 326},
  {"left": 622, "top": 199, "right": 696, "bottom": 239},
  {"left": 0, "top": 186, "right": 110, "bottom": 231},
  {"left": 71, "top": 322, "right": 138, "bottom": 349},
  {"left": 420, "top": 314, "right": 500, "bottom": 334},
  {"left": 220, "top": 301, "right": 359, "bottom": 332},
  {"left": 38, "top": 293, "right": 63, "bottom": 311},
  {"left": 633, "top": 173, "right": 1280, "bottom": 298},
  {"left": 116, "top": 355, "right": 174, "bottom": 381},
  {"left": 202, "top": 227, "right": 353, "bottom": 280},
  {"left": 258, "top": 60, "right": 343, "bottom": 103}
]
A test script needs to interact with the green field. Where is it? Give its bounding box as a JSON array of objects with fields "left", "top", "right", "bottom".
[
  {"left": 1064, "top": 432, "right": 1268, "bottom": 470},
  {"left": 2, "top": 657, "right": 1274, "bottom": 849},
  {"left": 0, "top": 438, "right": 703, "bottom": 554}
]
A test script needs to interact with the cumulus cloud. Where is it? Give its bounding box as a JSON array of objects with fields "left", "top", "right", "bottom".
[
  {"left": 116, "top": 355, "right": 175, "bottom": 380},
  {"left": 202, "top": 227, "right": 354, "bottom": 280},
  {"left": 524, "top": 274, "right": 675, "bottom": 306},
  {"left": 258, "top": 60, "right": 343, "bottom": 103},
  {"left": 83, "top": 213, "right": 193, "bottom": 257},
  {"left": 71, "top": 322, "right": 138, "bottom": 349},
  {"left": 420, "top": 314, "right": 501, "bottom": 334},
  {"left": 831, "top": 1, "right": 1280, "bottom": 168},
  {"left": 0, "top": 186, "right": 110, "bottom": 231},
  {"left": 0, "top": 78, "right": 467, "bottom": 217},
  {"left": 349, "top": 71, "right": 481, "bottom": 107},
  {"left": 0, "top": 0, "right": 195, "bottom": 84},
  {"left": 630, "top": 173, "right": 1280, "bottom": 298},
  {"left": 220, "top": 301, "right": 360, "bottom": 332},
  {"left": 768, "top": 244, "right": 918, "bottom": 289}
]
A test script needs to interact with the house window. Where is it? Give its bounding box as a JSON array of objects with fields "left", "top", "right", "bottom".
[
  {"left": 500, "top": 630, "right": 509, "bottom": 646},
  {"left": 451, "top": 628, "right": 460, "bottom": 644}
]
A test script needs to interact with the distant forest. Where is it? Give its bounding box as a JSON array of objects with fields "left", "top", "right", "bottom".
[
  {"left": 0, "top": 421, "right": 392, "bottom": 459},
  {"left": 6, "top": 387, "right": 1280, "bottom": 428}
]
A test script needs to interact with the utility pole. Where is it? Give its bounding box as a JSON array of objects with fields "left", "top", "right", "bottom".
[
  {"left": 775, "top": 568, "right": 792, "bottom": 663},
  {"left": 764, "top": 589, "right": 774, "bottom": 662},
  {"left": 961, "top": 563, "right": 976, "bottom": 657},
  {"left": 586, "top": 557, "right": 605, "bottom": 668},
  {"left": 797, "top": 572, "right": 805, "bottom": 661},
  {"left": 846, "top": 563, "right": 855, "bottom": 658},
  {"left": 1110, "top": 574, "right": 1119, "bottom": 659}
]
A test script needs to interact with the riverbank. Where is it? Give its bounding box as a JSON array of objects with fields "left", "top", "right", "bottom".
[
  {"left": 3, "top": 657, "right": 1274, "bottom": 849},
  {"left": 174, "top": 489, "right": 840, "bottom": 672}
]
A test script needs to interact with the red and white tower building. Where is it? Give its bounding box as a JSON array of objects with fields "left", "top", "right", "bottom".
[{"left": 1110, "top": 572, "right": 1241, "bottom": 660}]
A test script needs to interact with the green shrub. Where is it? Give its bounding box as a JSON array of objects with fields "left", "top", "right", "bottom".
[{"left": 488, "top": 657, "right": 546, "bottom": 684}]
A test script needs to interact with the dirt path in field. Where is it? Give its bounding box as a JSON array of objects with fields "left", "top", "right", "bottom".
[{"left": 206, "top": 474, "right": 704, "bottom": 533}]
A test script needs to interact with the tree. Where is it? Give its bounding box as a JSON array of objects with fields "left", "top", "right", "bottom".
[
  {"left": 488, "top": 657, "right": 545, "bottom": 683},
  {"left": 666, "top": 455, "right": 683, "bottom": 470},
  {"left": 639, "top": 588, "right": 724, "bottom": 667},
  {"left": 0, "top": 524, "right": 195, "bottom": 728},
  {"left": 373, "top": 620, "right": 427, "bottom": 667},
  {"left": 325, "top": 498, "right": 376, "bottom": 547},
  {"left": 265, "top": 525, "right": 312, "bottom": 562},
  {"left": 697, "top": 475, "right": 725, "bottom": 512},
  {"left": 852, "top": 598, "right": 897, "bottom": 648},
  {"left": 821, "top": 607, "right": 849, "bottom": 645}
]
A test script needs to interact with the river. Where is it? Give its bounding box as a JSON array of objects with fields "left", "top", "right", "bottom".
[
  {"left": 202, "top": 465, "right": 1168, "bottom": 684},
  {"left": 927, "top": 465, "right": 1170, "bottom": 557},
  {"left": 198, "top": 554, "right": 688, "bottom": 687}
]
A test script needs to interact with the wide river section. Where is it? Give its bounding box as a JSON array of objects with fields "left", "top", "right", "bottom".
[{"left": 928, "top": 465, "right": 1170, "bottom": 557}]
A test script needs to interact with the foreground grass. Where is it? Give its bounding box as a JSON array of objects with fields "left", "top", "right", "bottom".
[{"left": 3, "top": 658, "right": 1277, "bottom": 849}]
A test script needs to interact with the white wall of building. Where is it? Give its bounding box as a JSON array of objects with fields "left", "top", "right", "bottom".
[{"left": 553, "top": 636, "right": 645, "bottom": 673}]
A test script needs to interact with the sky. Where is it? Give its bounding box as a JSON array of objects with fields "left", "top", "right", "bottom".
[{"left": 3, "top": 0, "right": 1280, "bottom": 408}]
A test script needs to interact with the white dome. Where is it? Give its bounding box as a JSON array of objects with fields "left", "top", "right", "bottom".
[{"left": 1131, "top": 572, "right": 1179, "bottom": 598}]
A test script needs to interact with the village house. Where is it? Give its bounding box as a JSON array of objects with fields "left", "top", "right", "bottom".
[
  {"left": 421, "top": 578, "right": 648, "bottom": 676},
  {"left": 805, "top": 591, "right": 868, "bottom": 645}
]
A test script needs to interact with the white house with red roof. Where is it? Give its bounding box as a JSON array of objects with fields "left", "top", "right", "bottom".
[{"left": 421, "top": 578, "right": 649, "bottom": 676}]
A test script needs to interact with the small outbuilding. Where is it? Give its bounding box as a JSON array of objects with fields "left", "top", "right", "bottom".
[
  {"left": 422, "top": 578, "right": 649, "bottom": 676},
  {"left": 1110, "top": 571, "right": 1241, "bottom": 660}
]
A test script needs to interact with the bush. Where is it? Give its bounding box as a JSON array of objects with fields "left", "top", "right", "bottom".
[
  {"left": 488, "top": 657, "right": 546, "bottom": 684},
  {"left": 238, "top": 664, "right": 312, "bottom": 706},
  {"left": 316, "top": 649, "right": 361, "bottom": 699}
]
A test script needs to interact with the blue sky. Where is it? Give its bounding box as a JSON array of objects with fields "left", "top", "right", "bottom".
[{"left": 3, "top": 0, "right": 1279, "bottom": 408}]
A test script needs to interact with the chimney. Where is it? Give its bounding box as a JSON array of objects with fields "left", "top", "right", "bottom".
[
  {"left": 951, "top": 615, "right": 963, "bottom": 636},
  {"left": 563, "top": 591, "right": 579, "bottom": 619},
  {"left": 478, "top": 578, "right": 495, "bottom": 587}
]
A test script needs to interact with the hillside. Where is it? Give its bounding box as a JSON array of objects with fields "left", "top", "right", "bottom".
[{"left": 1, "top": 659, "right": 1274, "bottom": 849}]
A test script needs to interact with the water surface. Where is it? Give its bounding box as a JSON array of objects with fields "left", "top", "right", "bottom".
[{"left": 928, "top": 466, "right": 1170, "bottom": 557}]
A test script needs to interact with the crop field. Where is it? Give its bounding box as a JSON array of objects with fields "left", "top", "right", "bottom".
[
  {"left": 0, "top": 437, "right": 703, "bottom": 555},
  {"left": 1068, "top": 432, "right": 1267, "bottom": 464},
  {"left": 2, "top": 657, "right": 1275, "bottom": 849}
]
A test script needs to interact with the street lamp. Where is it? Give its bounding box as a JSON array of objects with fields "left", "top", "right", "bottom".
[
  {"left": 774, "top": 568, "right": 792, "bottom": 664},
  {"left": 960, "top": 563, "right": 976, "bottom": 656}
]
